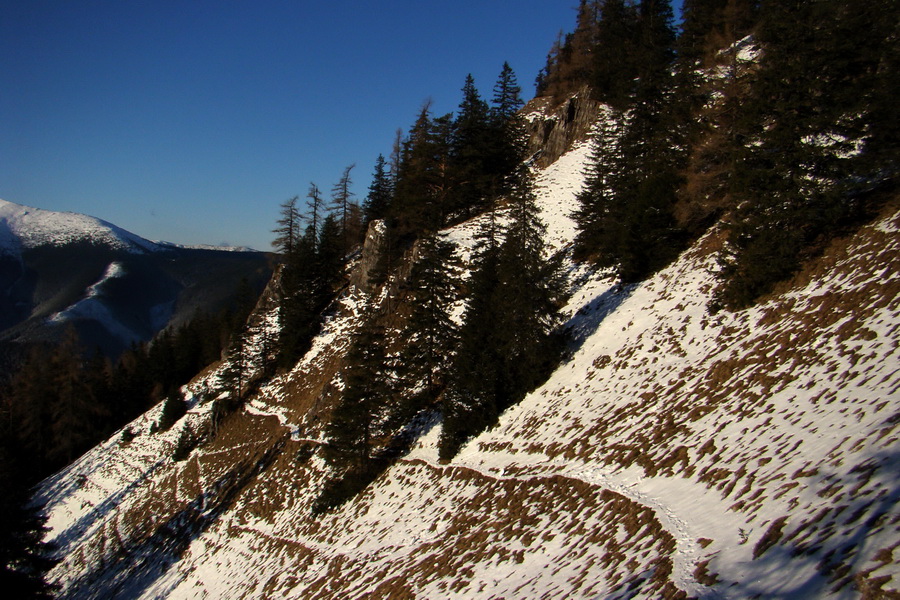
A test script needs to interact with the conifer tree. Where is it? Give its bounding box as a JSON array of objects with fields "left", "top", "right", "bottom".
[
  {"left": 363, "top": 154, "right": 392, "bottom": 227},
  {"left": 392, "top": 102, "right": 454, "bottom": 237},
  {"left": 397, "top": 232, "right": 460, "bottom": 410},
  {"left": 323, "top": 319, "right": 391, "bottom": 472},
  {"left": 491, "top": 62, "right": 524, "bottom": 121},
  {"left": 488, "top": 63, "right": 529, "bottom": 198},
  {"left": 575, "top": 0, "right": 685, "bottom": 283},
  {"left": 592, "top": 0, "right": 639, "bottom": 108},
  {"left": 271, "top": 196, "right": 301, "bottom": 255},
  {"left": 277, "top": 224, "right": 319, "bottom": 367},
  {"left": 158, "top": 391, "right": 188, "bottom": 431},
  {"left": 441, "top": 171, "right": 567, "bottom": 460},
  {"left": 494, "top": 169, "right": 568, "bottom": 403},
  {"left": 440, "top": 208, "right": 503, "bottom": 460},
  {"left": 305, "top": 183, "right": 324, "bottom": 238},
  {"left": 448, "top": 75, "right": 492, "bottom": 219},
  {"left": 331, "top": 164, "right": 359, "bottom": 252},
  {"left": 715, "top": 0, "right": 899, "bottom": 309},
  {"left": 221, "top": 326, "right": 250, "bottom": 400}
]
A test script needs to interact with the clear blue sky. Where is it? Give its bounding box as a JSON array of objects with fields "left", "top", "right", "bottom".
[{"left": 1, "top": 1, "right": 681, "bottom": 250}]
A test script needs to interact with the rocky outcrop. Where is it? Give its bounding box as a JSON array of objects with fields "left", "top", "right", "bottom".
[
  {"left": 349, "top": 219, "right": 387, "bottom": 294},
  {"left": 523, "top": 86, "right": 604, "bottom": 168}
]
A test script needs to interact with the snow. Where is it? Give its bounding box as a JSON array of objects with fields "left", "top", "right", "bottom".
[
  {"left": 0, "top": 198, "right": 161, "bottom": 255},
  {"left": 32, "top": 99, "right": 900, "bottom": 599}
]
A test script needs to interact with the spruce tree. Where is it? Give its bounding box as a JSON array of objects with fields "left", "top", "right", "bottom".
[
  {"left": 271, "top": 196, "right": 301, "bottom": 255},
  {"left": 592, "top": 0, "right": 639, "bottom": 108},
  {"left": 488, "top": 63, "right": 529, "bottom": 198},
  {"left": 440, "top": 207, "right": 503, "bottom": 460},
  {"left": 715, "top": 0, "right": 898, "bottom": 309},
  {"left": 397, "top": 232, "right": 460, "bottom": 413},
  {"left": 391, "top": 102, "right": 453, "bottom": 237},
  {"left": 158, "top": 391, "right": 188, "bottom": 431},
  {"left": 575, "top": 0, "right": 685, "bottom": 283},
  {"left": 363, "top": 154, "right": 392, "bottom": 227},
  {"left": 491, "top": 62, "right": 524, "bottom": 122},
  {"left": 441, "top": 171, "right": 567, "bottom": 460},
  {"left": 494, "top": 169, "right": 568, "bottom": 404},
  {"left": 449, "top": 75, "right": 492, "bottom": 219},
  {"left": 322, "top": 319, "right": 391, "bottom": 472},
  {"left": 330, "top": 164, "right": 359, "bottom": 252}
]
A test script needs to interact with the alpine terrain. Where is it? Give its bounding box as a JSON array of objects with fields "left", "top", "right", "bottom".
[
  {"left": 0, "top": 199, "right": 272, "bottom": 358},
  {"left": 8, "top": 1, "right": 900, "bottom": 598}
]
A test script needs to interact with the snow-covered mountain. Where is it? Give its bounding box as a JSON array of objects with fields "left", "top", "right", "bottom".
[
  {"left": 0, "top": 199, "right": 271, "bottom": 358},
  {"left": 33, "top": 101, "right": 900, "bottom": 599},
  {"left": 0, "top": 199, "right": 162, "bottom": 256}
]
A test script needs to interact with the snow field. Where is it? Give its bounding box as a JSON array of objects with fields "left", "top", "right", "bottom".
[{"left": 34, "top": 106, "right": 900, "bottom": 599}]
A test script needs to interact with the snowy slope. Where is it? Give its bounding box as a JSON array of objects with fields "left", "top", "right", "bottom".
[
  {"left": 0, "top": 199, "right": 271, "bottom": 356},
  {"left": 35, "top": 112, "right": 900, "bottom": 599},
  {"left": 0, "top": 199, "right": 161, "bottom": 255}
]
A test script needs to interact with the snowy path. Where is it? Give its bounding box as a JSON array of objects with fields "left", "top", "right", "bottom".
[
  {"left": 405, "top": 454, "right": 727, "bottom": 599},
  {"left": 243, "top": 386, "right": 726, "bottom": 598}
]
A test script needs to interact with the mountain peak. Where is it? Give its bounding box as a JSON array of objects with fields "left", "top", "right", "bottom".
[{"left": 0, "top": 198, "right": 160, "bottom": 255}]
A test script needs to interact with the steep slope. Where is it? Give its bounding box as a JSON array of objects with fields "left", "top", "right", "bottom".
[
  {"left": 35, "top": 120, "right": 900, "bottom": 598},
  {"left": 0, "top": 199, "right": 272, "bottom": 357}
]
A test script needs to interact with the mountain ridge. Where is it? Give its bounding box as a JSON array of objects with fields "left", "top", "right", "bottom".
[
  {"left": 0, "top": 198, "right": 272, "bottom": 358},
  {"left": 32, "top": 102, "right": 900, "bottom": 597}
]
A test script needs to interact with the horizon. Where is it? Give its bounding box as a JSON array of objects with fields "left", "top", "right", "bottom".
[{"left": 1, "top": 1, "right": 683, "bottom": 250}]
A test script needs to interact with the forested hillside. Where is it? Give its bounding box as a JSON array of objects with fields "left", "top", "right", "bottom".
[{"left": 4, "top": 0, "right": 898, "bottom": 597}]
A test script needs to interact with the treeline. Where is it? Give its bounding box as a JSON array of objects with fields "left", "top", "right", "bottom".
[
  {"left": 363, "top": 63, "right": 529, "bottom": 245},
  {"left": 563, "top": 0, "right": 897, "bottom": 308},
  {"left": 272, "top": 167, "right": 361, "bottom": 367},
  {"left": 0, "top": 281, "right": 258, "bottom": 596},
  {"left": 0, "top": 280, "right": 259, "bottom": 482},
  {"left": 310, "top": 65, "right": 569, "bottom": 511}
]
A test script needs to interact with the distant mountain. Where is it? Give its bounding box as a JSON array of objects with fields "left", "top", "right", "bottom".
[{"left": 0, "top": 199, "right": 272, "bottom": 359}]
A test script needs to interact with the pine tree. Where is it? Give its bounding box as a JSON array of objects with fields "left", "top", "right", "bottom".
[
  {"left": 397, "top": 232, "right": 460, "bottom": 410},
  {"left": 449, "top": 75, "right": 492, "bottom": 219},
  {"left": 158, "top": 391, "right": 188, "bottom": 431},
  {"left": 488, "top": 63, "right": 529, "bottom": 199},
  {"left": 392, "top": 102, "right": 454, "bottom": 237},
  {"left": 271, "top": 196, "right": 301, "bottom": 255},
  {"left": 316, "top": 212, "right": 344, "bottom": 294},
  {"left": 322, "top": 320, "right": 391, "bottom": 472},
  {"left": 440, "top": 208, "right": 503, "bottom": 460},
  {"left": 330, "top": 164, "right": 359, "bottom": 252},
  {"left": 491, "top": 62, "right": 524, "bottom": 122},
  {"left": 363, "top": 154, "right": 392, "bottom": 227},
  {"left": 494, "top": 169, "right": 568, "bottom": 404},
  {"left": 575, "top": 0, "right": 685, "bottom": 283},
  {"left": 715, "top": 0, "right": 898, "bottom": 309},
  {"left": 305, "top": 183, "right": 324, "bottom": 239},
  {"left": 221, "top": 326, "right": 250, "bottom": 400},
  {"left": 441, "top": 172, "right": 567, "bottom": 460},
  {"left": 592, "top": 0, "right": 639, "bottom": 108}
]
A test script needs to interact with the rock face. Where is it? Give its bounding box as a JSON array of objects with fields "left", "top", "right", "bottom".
[
  {"left": 349, "top": 219, "right": 387, "bottom": 294},
  {"left": 523, "top": 87, "right": 604, "bottom": 168}
]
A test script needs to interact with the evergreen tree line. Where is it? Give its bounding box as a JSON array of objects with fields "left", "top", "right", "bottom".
[
  {"left": 0, "top": 281, "right": 258, "bottom": 596},
  {"left": 317, "top": 162, "right": 568, "bottom": 511},
  {"left": 272, "top": 165, "right": 363, "bottom": 367},
  {"left": 566, "top": 0, "right": 898, "bottom": 308},
  {"left": 361, "top": 63, "right": 529, "bottom": 248},
  {"left": 0, "top": 281, "right": 258, "bottom": 481}
]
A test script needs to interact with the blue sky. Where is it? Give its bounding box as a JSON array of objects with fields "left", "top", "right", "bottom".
[{"left": 1, "top": 1, "right": 681, "bottom": 250}]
